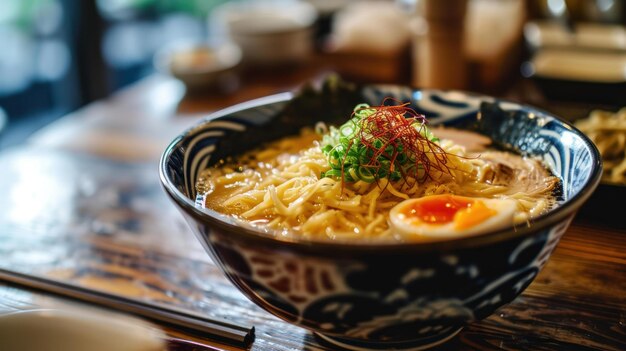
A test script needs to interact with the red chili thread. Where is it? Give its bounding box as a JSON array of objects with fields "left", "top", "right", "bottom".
[{"left": 344, "top": 98, "right": 453, "bottom": 187}]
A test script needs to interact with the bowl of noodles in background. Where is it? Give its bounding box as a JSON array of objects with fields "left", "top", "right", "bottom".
[{"left": 159, "top": 78, "right": 601, "bottom": 350}]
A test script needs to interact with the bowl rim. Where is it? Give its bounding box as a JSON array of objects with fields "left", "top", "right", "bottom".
[{"left": 159, "top": 89, "right": 603, "bottom": 254}]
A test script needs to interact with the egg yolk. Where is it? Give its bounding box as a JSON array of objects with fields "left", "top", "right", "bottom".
[
  {"left": 453, "top": 200, "right": 496, "bottom": 230},
  {"left": 400, "top": 195, "right": 497, "bottom": 230}
]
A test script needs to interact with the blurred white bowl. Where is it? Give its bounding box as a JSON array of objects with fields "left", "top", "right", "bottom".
[
  {"left": 0, "top": 309, "right": 165, "bottom": 351},
  {"left": 211, "top": 0, "right": 318, "bottom": 66}
]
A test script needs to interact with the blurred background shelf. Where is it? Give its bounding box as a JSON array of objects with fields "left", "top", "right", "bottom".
[{"left": 1, "top": 0, "right": 624, "bottom": 149}]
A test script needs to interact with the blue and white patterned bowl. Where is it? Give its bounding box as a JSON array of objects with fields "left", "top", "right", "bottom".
[{"left": 160, "top": 82, "right": 601, "bottom": 350}]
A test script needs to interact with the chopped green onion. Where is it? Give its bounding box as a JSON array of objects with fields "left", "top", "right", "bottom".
[
  {"left": 357, "top": 167, "right": 375, "bottom": 183},
  {"left": 320, "top": 101, "right": 444, "bottom": 183}
]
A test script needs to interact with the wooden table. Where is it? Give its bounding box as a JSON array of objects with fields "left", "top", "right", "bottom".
[{"left": 0, "top": 72, "right": 624, "bottom": 350}]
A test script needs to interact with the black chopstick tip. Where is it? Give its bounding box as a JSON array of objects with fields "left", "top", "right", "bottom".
[
  {"left": 244, "top": 326, "right": 256, "bottom": 347},
  {"left": 166, "top": 331, "right": 254, "bottom": 351}
]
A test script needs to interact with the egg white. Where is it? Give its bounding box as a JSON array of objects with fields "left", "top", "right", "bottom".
[{"left": 389, "top": 196, "right": 517, "bottom": 240}]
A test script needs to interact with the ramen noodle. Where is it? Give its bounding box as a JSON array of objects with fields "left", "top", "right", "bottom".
[
  {"left": 575, "top": 108, "right": 626, "bottom": 184},
  {"left": 196, "top": 102, "right": 560, "bottom": 242}
]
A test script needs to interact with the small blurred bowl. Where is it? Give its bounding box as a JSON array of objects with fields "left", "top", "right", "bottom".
[
  {"left": 211, "top": 0, "right": 317, "bottom": 66},
  {"left": 0, "top": 309, "right": 165, "bottom": 351},
  {"left": 154, "top": 42, "right": 241, "bottom": 91}
]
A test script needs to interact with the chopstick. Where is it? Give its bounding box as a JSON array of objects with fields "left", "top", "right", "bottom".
[{"left": 0, "top": 268, "right": 254, "bottom": 348}]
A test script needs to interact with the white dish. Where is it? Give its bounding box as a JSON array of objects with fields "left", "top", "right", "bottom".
[
  {"left": 528, "top": 48, "right": 626, "bottom": 83},
  {"left": 0, "top": 309, "right": 165, "bottom": 351},
  {"left": 210, "top": 0, "right": 318, "bottom": 65},
  {"left": 524, "top": 20, "right": 626, "bottom": 51}
]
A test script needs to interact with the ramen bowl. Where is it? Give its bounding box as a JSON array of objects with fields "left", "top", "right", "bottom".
[{"left": 160, "top": 81, "right": 601, "bottom": 350}]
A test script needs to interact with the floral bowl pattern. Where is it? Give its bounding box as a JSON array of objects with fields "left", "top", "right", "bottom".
[{"left": 159, "top": 81, "right": 601, "bottom": 350}]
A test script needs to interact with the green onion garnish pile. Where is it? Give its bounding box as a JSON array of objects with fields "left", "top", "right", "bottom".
[{"left": 319, "top": 99, "right": 450, "bottom": 184}]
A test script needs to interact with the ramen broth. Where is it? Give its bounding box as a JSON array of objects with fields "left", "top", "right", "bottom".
[{"left": 196, "top": 126, "right": 560, "bottom": 242}]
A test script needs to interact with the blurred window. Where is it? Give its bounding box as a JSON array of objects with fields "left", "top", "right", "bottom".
[
  {"left": 0, "top": 0, "right": 77, "bottom": 125},
  {"left": 0, "top": 0, "right": 226, "bottom": 147},
  {"left": 97, "top": 0, "right": 225, "bottom": 89}
]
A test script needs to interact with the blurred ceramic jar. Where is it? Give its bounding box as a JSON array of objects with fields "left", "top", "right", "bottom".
[{"left": 210, "top": 0, "right": 318, "bottom": 66}]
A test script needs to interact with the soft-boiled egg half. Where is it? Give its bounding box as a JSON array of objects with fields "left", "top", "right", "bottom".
[{"left": 389, "top": 194, "right": 517, "bottom": 240}]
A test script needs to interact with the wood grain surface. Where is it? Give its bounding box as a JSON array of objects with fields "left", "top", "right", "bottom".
[{"left": 0, "top": 147, "right": 623, "bottom": 351}]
